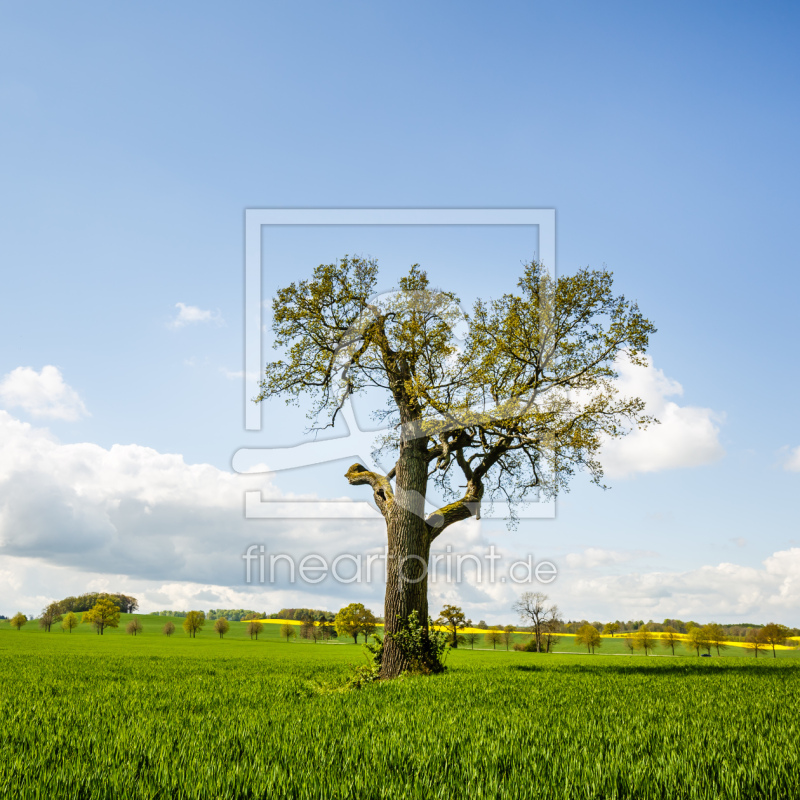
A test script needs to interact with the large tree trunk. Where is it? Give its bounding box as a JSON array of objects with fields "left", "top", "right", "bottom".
[{"left": 380, "top": 442, "right": 431, "bottom": 679}]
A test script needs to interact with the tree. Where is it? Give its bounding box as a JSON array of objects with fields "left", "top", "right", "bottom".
[
  {"left": 484, "top": 628, "right": 502, "bottom": 650},
  {"left": 126, "top": 619, "right": 143, "bottom": 636},
  {"left": 335, "top": 603, "right": 377, "bottom": 644},
  {"left": 300, "top": 617, "right": 315, "bottom": 641},
  {"left": 745, "top": 627, "right": 768, "bottom": 658},
  {"left": 623, "top": 637, "right": 636, "bottom": 654},
  {"left": 462, "top": 631, "right": 480, "bottom": 649},
  {"left": 661, "top": 626, "right": 680, "bottom": 656},
  {"left": 514, "top": 593, "right": 559, "bottom": 653},
  {"left": 257, "top": 258, "right": 655, "bottom": 678},
  {"left": 501, "top": 625, "right": 515, "bottom": 651},
  {"left": 214, "top": 618, "right": 230, "bottom": 639},
  {"left": 82, "top": 599, "right": 120, "bottom": 635},
  {"left": 633, "top": 627, "right": 658, "bottom": 656},
  {"left": 39, "top": 603, "right": 63, "bottom": 632},
  {"left": 760, "top": 623, "right": 788, "bottom": 658},
  {"left": 247, "top": 621, "right": 264, "bottom": 640},
  {"left": 61, "top": 611, "right": 79, "bottom": 634},
  {"left": 575, "top": 623, "right": 601, "bottom": 654},
  {"left": 163, "top": 621, "right": 176, "bottom": 637},
  {"left": 436, "top": 605, "right": 470, "bottom": 648},
  {"left": 319, "top": 621, "right": 335, "bottom": 642},
  {"left": 704, "top": 623, "right": 729, "bottom": 656},
  {"left": 279, "top": 622, "right": 295, "bottom": 643},
  {"left": 602, "top": 622, "right": 620, "bottom": 638},
  {"left": 541, "top": 618, "right": 560, "bottom": 653},
  {"left": 182, "top": 610, "right": 205, "bottom": 639},
  {"left": 10, "top": 612, "right": 27, "bottom": 632},
  {"left": 685, "top": 626, "right": 711, "bottom": 656}
]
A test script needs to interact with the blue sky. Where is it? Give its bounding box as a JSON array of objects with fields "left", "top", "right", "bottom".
[{"left": 1, "top": 2, "right": 799, "bottom": 623}]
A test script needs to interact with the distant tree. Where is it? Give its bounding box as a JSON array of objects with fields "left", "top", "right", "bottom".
[
  {"left": 501, "top": 625, "right": 515, "bottom": 651},
  {"left": 623, "top": 637, "right": 636, "bottom": 654},
  {"left": 760, "top": 623, "right": 789, "bottom": 658},
  {"left": 514, "top": 592, "right": 559, "bottom": 653},
  {"left": 704, "top": 623, "right": 729, "bottom": 656},
  {"left": 61, "top": 611, "right": 79, "bottom": 634},
  {"left": 163, "top": 621, "right": 176, "bottom": 637},
  {"left": 300, "top": 618, "right": 315, "bottom": 641},
  {"left": 335, "top": 603, "right": 377, "bottom": 644},
  {"left": 246, "top": 621, "right": 263, "bottom": 640},
  {"left": 214, "top": 618, "right": 230, "bottom": 639},
  {"left": 462, "top": 631, "right": 480, "bottom": 649},
  {"left": 10, "top": 612, "right": 27, "bottom": 632},
  {"left": 279, "top": 622, "right": 295, "bottom": 643},
  {"left": 575, "top": 624, "right": 602, "bottom": 654},
  {"left": 82, "top": 599, "right": 121, "bottom": 635},
  {"left": 484, "top": 628, "right": 502, "bottom": 650},
  {"left": 182, "top": 610, "right": 206, "bottom": 639},
  {"left": 126, "top": 619, "right": 143, "bottom": 636},
  {"left": 319, "top": 621, "right": 335, "bottom": 642},
  {"left": 541, "top": 618, "right": 561, "bottom": 653},
  {"left": 744, "top": 627, "right": 768, "bottom": 658},
  {"left": 661, "top": 626, "right": 680, "bottom": 656},
  {"left": 602, "top": 622, "right": 620, "bottom": 637},
  {"left": 39, "top": 603, "right": 63, "bottom": 632},
  {"left": 436, "top": 605, "right": 470, "bottom": 649},
  {"left": 685, "top": 626, "right": 711, "bottom": 656},
  {"left": 632, "top": 627, "right": 658, "bottom": 656},
  {"left": 476, "top": 620, "right": 488, "bottom": 630}
]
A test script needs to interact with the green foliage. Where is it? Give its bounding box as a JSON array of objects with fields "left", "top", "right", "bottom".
[
  {"left": 81, "top": 599, "right": 120, "bottom": 635},
  {"left": 436, "top": 604, "right": 470, "bottom": 648},
  {"left": 53, "top": 592, "right": 137, "bottom": 614},
  {"left": 126, "top": 619, "right": 143, "bottom": 636},
  {"left": 386, "top": 610, "right": 449, "bottom": 675},
  {"left": 61, "top": 612, "right": 79, "bottom": 634},
  {"left": 182, "top": 611, "right": 205, "bottom": 638},
  {"left": 334, "top": 603, "right": 378, "bottom": 644},
  {"left": 213, "top": 618, "right": 230, "bottom": 639},
  {"left": 9, "top": 612, "right": 27, "bottom": 631}
]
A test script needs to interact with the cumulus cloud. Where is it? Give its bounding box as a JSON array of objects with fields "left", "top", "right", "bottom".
[
  {"left": 556, "top": 548, "right": 800, "bottom": 624},
  {"left": 169, "top": 302, "right": 224, "bottom": 329},
  {"left": 782, "top": 445, "right": 800, "bottom": 472},
  {"left": 599, "top": 357, "right": 725, "bottom": 478},
  {"left": 0, "top": 410, "right": 383, "bottom": 590},
  {"left": 0, "top": 365, "right": 89, "bottom": 421}
]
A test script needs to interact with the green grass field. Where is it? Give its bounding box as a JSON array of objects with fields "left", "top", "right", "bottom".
[{"left": 1, "top": 615, "right": 798, "bottom": 799}]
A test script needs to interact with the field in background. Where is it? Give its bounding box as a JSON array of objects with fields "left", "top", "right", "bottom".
[{"left": 1, "top": 616, "right": 799, "bottom": 799}]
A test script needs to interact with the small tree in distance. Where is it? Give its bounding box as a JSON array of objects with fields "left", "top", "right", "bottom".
[
  {"left": 436, "top": 605, "right": 470, "bottom": 649},
  {"left": 484, "top": 628, "right": 502, "bottom": 650},
  {"left": 685, "top": 626, "right": 711, "bottom": 656},
  {"left": 761, "top": 623, "right": 789, "bottom": 658},
  {"left": 182, "top": 611, "right": 206, "bottom": 639},
  {"left": 633, "top": 627, "right": 658, "bottom": 656},
  {"left": 163, "top": 621, "right": 176, "bottom": 637},
  {"left": 279, "top": 622, "right": 296, "bottom": 643},
  {"left": 246, "top": 621, "right": 264, "bottom": 640},
  {"left": 501, "top": 625, "right": 515, "bottom": 651},
  {"left": 62, "top": 611, "right": 79, "bottom": 634},
  {"left": 704, "top": 623, "right": 729, "bottom": 656},
  {"left": 575, "top": 624, "right": 601, "bottom": 654},
  {"left": 10, "top": 612, "right": 27, "bottom": 632},
  {"left": 623, "top": 637, "right": 635, "bottom": 654},
  {"left": 603, "top": 622, "right": 620, "bottom": 638},
  {"left": 462, "top": 631, "right": 479, "bottom": 649},
  {"left": 514, "top": 593, "right": 559, "bottom": 653},
  {"left": 745, "top": 627, "right": 769, "bottom": 658},
  {"left": 661, "top": 626, "right": 680, "bottom": 656},
  {"left": 126, "top": 619, "right": 143, "bottom": 636},
  {"left": 82, "top": 599, "right": 121, "bottom": 635},
  {"left": 214, "top": 618, "right": 230, "bottom": 639},
  {"left": 39, "top": 604, "right": 62, "bottom": 632}
]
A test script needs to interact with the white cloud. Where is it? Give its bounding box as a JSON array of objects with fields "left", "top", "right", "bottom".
[
  {"left": 0, "top": 410, "right": 383, "bottom": 593},
  {"left": 169, "top": 302, "right": 224, "bottom": 329},
  {"left": 556, "top": 548, "right": 800, "bottom": 624},
  {"left": 600, "top": 357, "right": 725, "bottom": 478},
  {"left": 0, "top": 365, "right": 89, "bottom": 421},
  {"left": 564, "top": 548, "right": 655, "bottom": 570},
  {"left": 783, "top": 445, "right": 800, "bottom": 472}
]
